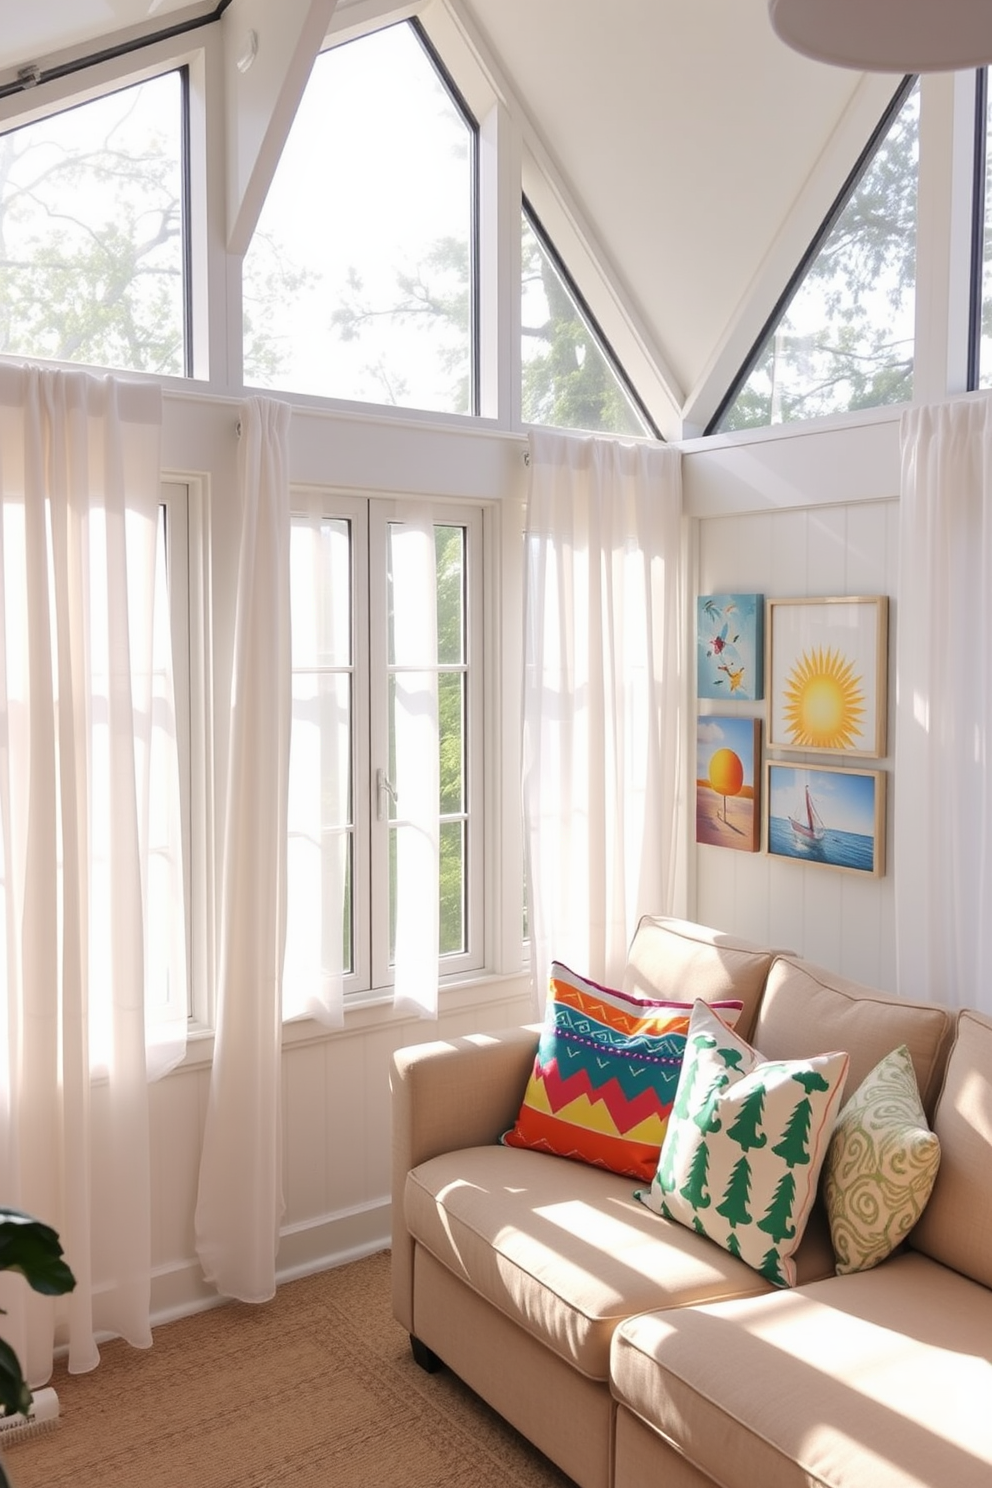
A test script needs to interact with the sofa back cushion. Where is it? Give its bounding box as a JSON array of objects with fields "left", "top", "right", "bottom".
[
  {"left": 910, "top": 1009, "right": 992, "bottom": 1287},
  {"left": 751, "top": 957, "right": 953, "bottom": 1115},
  {"left": 623, "top": 916, "right": 781, "bottom": 1042}
]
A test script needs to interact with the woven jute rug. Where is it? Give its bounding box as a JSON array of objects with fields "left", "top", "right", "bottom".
[{"left": 2, "top": 1249, "right": 576, "bottom": 1488}]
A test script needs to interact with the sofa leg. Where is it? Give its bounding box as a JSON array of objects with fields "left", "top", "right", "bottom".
[{"left": 410, "top": 1335, "right": 443, "bottom": 1373}]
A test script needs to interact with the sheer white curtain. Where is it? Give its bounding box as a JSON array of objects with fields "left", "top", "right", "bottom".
[
  {"left": 896, "top": 397, "right": 992, "bottom": 1012},
  {"left": 195, "top": 397, "right": 291, "bottom": 1302},
  {"left": 390, "top": 513, "right": 440, "bottom": 1019},
  {"left": 523, "top": 430, "right": 685, "bottom": 1010},
  {"left": 283, "top": 490, "right": 348, "bottom": 1026},
  {"left": 0, "top": 364, "right": 184, "bottom": 1382}
]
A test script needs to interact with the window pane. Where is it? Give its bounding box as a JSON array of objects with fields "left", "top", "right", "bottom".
[
  {"left": 521, "top": 207, "right": 650, "bottom": 437},
  {"left": 244, "top": 22, "right": 475, "bottom": 414},
  {"left": 0, "top": 72, "right": 185, "bottom": 375},
  {"left": 436, "top": 524, "right": 465, "bottom": 665},
  {"left": 386, "top": 517, "right": 469, "bottom": 965},
  {"left": 439, "top": 820, "right": 466, "bottom": 955},
  {"left": 388, "top": 819, "right": 466, "bottom": 960},
  {"left": 439, "top": 672, "right": 464, "bottom": 815},
  {"left": 719, "top": 83, "right": 919, "bottom": 431}
]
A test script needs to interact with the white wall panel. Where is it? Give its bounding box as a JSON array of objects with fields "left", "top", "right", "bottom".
[
  {"left": 693, "top": 426, "right": 900, "bottom": 991},
  {"left": 282, "top": 1041, "right": 330, "bottom": 1221},
  {"left": 139, "top": 979, "right": 536, "bottom": 1325}
]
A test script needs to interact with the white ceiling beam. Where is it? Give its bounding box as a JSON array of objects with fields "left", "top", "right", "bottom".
[{"left": 224, "top": 0, "right": 339, "bottom": 255}]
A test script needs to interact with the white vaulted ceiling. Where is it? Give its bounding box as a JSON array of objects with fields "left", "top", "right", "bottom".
[
  {"left": 0, "top": 0, "right": 218, "bottom": 74},
  {"left": 0, "top": 0, "right": 900, "bottom": 428},
  {"left": 461, "top": 0, "right": 897, "bottom": 426}
]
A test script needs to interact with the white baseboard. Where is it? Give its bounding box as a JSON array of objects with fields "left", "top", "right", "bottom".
[{"left": 147, "top": 1196, "right": 392, "bottom": 1328}]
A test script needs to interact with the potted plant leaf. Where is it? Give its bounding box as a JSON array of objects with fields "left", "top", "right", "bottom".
[{"left": 0, "top": 1209, "right": 76, "bottom": 1484}]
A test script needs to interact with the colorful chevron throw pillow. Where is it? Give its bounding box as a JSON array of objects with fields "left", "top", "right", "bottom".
[
  {"left": 637, "top": 1000, "right": 849, "bottom": 1287},
  {"left": 500, "top": 963, "right": 744, "bottom": 1182}
]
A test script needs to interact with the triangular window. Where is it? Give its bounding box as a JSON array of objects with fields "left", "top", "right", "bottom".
[
  {"left": 713, "top": 80, "right": 919, "bottom": 433},
  {"left": 521, "top": 202, "right": 654, "bottom": 437}
]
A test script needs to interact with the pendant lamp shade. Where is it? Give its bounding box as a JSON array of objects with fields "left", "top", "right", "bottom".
[{"left": 769, "top": 0, "right": 992, "bottom": 73}]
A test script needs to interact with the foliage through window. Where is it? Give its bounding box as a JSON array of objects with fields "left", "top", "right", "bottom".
[
  {"left": 521, "top": 204, "right": 651, "bottom": 437},
  {"left": 717, "top": 81, "right": 920, "bottom": 432},
  {"left": 387, "top": 522, "right": 469, "bottom": 960},
  {"left": 0, "top": 71, "right": 187, "bottom": 375},
  {"left": 244, "top": 22, "right": 476, "bottom": 415}
]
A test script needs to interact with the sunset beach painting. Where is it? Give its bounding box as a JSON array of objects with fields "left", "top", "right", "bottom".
[{"left": 696, "top": 716, "right": 761, "bottom": 853}]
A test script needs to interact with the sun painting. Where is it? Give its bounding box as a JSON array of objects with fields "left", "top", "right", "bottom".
[{"left": 781, "top": 645, "right": 865, "bottom": 750}]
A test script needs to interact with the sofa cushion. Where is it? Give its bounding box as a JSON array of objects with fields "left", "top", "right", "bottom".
[
  {"left": 910, "top": 1008, "right": 992, "bottom": 1287},
  {"left": 501, "top": 962, "right": 744, "bottom": 1182},
  {"left": 611, "top": 1250, "right": 992, "bottom": 1488},
  {"left": 404, "top": 1143, "right": 835, "bottom": 1380},
  {"left": 622, "top": 915, "right": 780, "bottom": 1042},
  {"left": 824, "top": 1042, "right": 941, "bottom": 1274},
  {"left": 637, "top": 1000, "right": 848, "bottom": 1286},
  {"left": 751, "top": 955, "right": 952, "bottom": 1112}
]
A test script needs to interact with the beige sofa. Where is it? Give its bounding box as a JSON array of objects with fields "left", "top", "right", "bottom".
[{"left": 390, "top": 916, "right": 992, "bottom": 1488}]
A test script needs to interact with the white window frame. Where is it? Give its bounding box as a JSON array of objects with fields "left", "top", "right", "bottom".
[{"left": 288, "top": 489, "right": 486, "bottom": 1003}]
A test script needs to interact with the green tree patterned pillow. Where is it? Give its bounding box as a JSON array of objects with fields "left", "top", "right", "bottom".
[
  {"left": 823, "top": 1043, "right": 940, "bottom": 1274},
  {"left": 637, "top": 1000, "right": 849, "bottom": 1286}
]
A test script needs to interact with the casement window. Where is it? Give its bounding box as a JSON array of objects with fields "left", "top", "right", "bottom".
[
  {"left": 0, "top": 69, "right": 188, "bottom": 376},
  {"left": 713, "top": 78, "right": 920, "bottom": 432},
  {"left": 283, "top": 493, "right": 484, "bottom": 1011}
]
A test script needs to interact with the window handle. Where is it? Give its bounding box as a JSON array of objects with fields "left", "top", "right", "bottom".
[{"left": 376, "top": 767, "right": 397, "bottom": 821}]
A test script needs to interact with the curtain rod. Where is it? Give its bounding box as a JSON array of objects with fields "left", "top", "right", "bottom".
[{"left": 235, "top": 415, "right": 531, "bottom": 464}]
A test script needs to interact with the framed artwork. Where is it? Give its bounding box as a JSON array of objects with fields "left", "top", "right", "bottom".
[
  {"left": 766, "top": 761, "right": 885, "bottom": 878},
  {"left": 696, "top": 715, "right": 761, "bottom": 853},
  {"left": 697, "top": 594, "right": 764, "bottom": 701},
  {"left": 767, "top": 596, "right": 888, "bottom": 757}
]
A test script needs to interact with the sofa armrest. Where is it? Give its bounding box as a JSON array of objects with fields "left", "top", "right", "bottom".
[{"left": 389, "top": 1025, "right": 539, "bottom": 1333}]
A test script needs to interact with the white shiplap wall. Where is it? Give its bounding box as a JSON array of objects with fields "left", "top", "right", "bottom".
[{"left": 684, "top": 415, "right": 902, "bottom": 992}]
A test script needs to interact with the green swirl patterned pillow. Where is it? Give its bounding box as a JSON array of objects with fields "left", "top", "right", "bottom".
[{"left": 823, "top": 1043, "right": 941, "bottom": 1275}]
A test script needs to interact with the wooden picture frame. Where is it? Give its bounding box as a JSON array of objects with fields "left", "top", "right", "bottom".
[
  {"left": 767, "top": 595, "right": 888, "bottom": 757},
  {"left": 766, "top": 761, "right": 885, "bottom": 877},
  {"left": 696, "top": 715, "right": 761, "bottom": 853}
]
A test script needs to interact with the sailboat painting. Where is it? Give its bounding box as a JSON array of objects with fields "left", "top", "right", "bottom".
[
  {"left": 767, "top": 762, "right": 885, "bottom": 877},
  {"left": 789, "top": 783, "right": 825, "bottom": 845}
]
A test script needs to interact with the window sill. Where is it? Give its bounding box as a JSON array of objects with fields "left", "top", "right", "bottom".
[{"left": 174, "top": 969, "right": 533, "bottom": 1072}]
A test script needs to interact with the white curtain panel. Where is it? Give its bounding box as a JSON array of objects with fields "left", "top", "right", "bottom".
[
  {"left": 522, "top": 430, "right": 685, "bottom": 1011},
  {"left": 0, "top": 365, "right": 183, "bottom": 1382},
  {"left": 283, "top": 489, "right": 348, "bottom": 1026},
  {"left": 390, "top": 513, "right": 440, "bottom": 1018},
  {"left": 195, "top": 397, "right": 292, "bottom": 1302},
  {"left": 896, "top": 397, "right": 992, "bottom": 1012}
]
